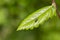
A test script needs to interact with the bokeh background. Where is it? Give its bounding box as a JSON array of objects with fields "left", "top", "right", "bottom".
[{"left": 0, "top": 0, "right": 60, "bottom": 40}]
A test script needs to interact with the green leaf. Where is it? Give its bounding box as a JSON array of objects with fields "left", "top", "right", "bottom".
[{"left": 17, "top": 5, "right": 56, "bottom": 31}]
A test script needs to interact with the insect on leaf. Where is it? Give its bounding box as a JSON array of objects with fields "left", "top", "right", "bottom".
[{"left": 17, "top": 5, "right": 56, "bottom": 31}]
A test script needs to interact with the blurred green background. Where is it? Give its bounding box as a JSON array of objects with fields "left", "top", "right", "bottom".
[{"left": 0, "top": 0, "right": 60, "bottom": 40}]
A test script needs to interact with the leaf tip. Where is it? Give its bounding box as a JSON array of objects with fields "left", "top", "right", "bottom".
[
  {"left": 16, "top": 28, "right": 20, "bottom": 31},
  {"left": 16, "top": 27, "right": 22, "bottom": 31}
]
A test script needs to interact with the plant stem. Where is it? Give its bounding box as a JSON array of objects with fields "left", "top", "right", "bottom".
[
  {"left": 52, "top": 0, "right": 55, "bottom": 4},
  {"left": 52, "top": 0, "right": 60, "bottom": 18},
  {"left": 52, "top": 0, "right": 56, "bottom": 8}
]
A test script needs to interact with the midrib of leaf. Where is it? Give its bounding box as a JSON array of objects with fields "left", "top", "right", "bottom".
[{"left": 17, "top": 5, "right": 56, "bottom": 30}]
